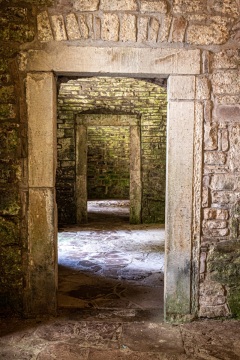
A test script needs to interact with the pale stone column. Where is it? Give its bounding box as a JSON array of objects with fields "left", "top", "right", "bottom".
[
  {"left": 165, "top": 76, "right": 196, "bottom": 321},
  {"left": 130, "top": 125, "right": 142, "bottom": 224},
  {"left": 26, "top": 72, "right": 57, "bottom": 316},
  {"left": 76, "top": 122, "right": 88, "bottom": 224}
]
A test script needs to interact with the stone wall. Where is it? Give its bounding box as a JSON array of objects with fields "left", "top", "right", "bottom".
[
  {"left": 57, "top": 77, "right": 167, "bottom": 224},
  {"left": 0, "top": 0, "right": 240, "bottom": 318},
  {"left": 87, "top": 125, "right": 130, "bottom": 200},
  {"left": 36, "top": 0, "right": 240, "bottom": 45}
]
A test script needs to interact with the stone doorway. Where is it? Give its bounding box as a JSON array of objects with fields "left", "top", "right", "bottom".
[
  {"left": 25, "top": 46, "right": 202, "bottom": 321},
  {"left": 76, "top": 114, "right": 141, "bottom": 225}
]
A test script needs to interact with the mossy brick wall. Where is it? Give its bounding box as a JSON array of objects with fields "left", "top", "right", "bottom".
[
  {"left": 0, "top": 2, "right": 37, "bottom": 313},
  {"left": 87, "top": 125, "right": 130, "bottom": 200},
  {"left": 57, "top": 77, "right": 167, "bottom": 225}
]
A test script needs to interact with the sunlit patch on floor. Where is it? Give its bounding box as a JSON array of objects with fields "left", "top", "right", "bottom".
[{"left": 58, "top": 200, "right": 165, "bottom": 311}]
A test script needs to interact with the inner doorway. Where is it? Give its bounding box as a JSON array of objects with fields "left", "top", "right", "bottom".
[
  {"left": 56, "top": 76, "right": 167, "bottom": 314},
  {"left": 76, "top": 114, "right": 141, "bottom": 225}
]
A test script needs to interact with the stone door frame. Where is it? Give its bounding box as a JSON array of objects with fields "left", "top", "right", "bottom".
[
  {"left": 75, "top": 114, "right": 141, "bottom": 225},
  {"left": 24, "top": 45, "right": 203, "bottom": 321}
]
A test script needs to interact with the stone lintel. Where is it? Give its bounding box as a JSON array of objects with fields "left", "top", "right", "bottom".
[
  {"left": 23, "top": 46, "right": 201, "bottom": 75},
  {"left": 76, "top": 114, "right": 139, "bottom": 126}
]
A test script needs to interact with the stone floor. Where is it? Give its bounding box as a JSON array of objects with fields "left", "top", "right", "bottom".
[
  {"left": 58, "top": 200, "right": 165, "bottom": 311},
  {"left": 1, "top": 201, "right": 240, "bottom": 359},
  {"left": 1, "top": 311, "right": 240, "bottom": 359}
]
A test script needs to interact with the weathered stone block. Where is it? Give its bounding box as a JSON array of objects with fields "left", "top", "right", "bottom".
[
  {"left": 159, "top": 13, "right": 172, "bottom": 42},
  {"left": 203, "top": 208, "right": 229, "bottom": 220},
  {"left": 0, "top": 187, "right": 20, "bottom": 216},
  {"left": 23, "top": 46, "right": 201, "bottom": 75},
  {"left": 148, "top": 17, "right": 159, "bottom": 42},
  {"left": 101, "top": 14, "right": 119, "bottom": 41},
  {"left": 138, "top": 16, "right": 148, "bottom": 42},
  {"left": 37, "top": 11, "right": 53, "bottom": 42},
  {"left": 168, "top": 76, "right": 195, "bottom": 100},
  {"left": 0, "top": 85, "right": 15, "bottom": 103},
  {"left": 0, "top": 217, "right": 19, "bottom": 246},
  {"left": 0, "top": 104, "right": 16, "bottom": 120},
  {"left": 204, "top": 151, "right": 226, "bottom": 165},
  {"left": 2, "top": 7, "right": 28, "bottom": 22},
  {"left": 94, "top": 17, "right": 101, "bottom": 40},
  {"left": 199, "top": 303, "right": 230, "bottom": 318},
  {"left": 213, "top": 104, "right": 240, "bottom": 123},
  {"left": 211, "top": 71, "right": 240, "bottom": 94},
  {"left": 211, "top": 0, "right": 239, "bottom": 17},
  {"left": 26, "top": 73, "right": 57, "bottom": 188},
  {"left": 211, "top": 174, "right": 240, "bottom": 191},
  {"left": 0, "top": 161, "right": 20, "bottom": 184},
  {"left": 78, "top": 14, "right": 90, "bottom": 39},
  {"left": 229, "top": 126, "right": 240, "bottom": 173},
  {"left": 220, "top": 128, "right": 229, "bottom": 151},
  {"left": 51, "top": 15, "right": 67, "bottom": 41},
  {"left": 187, "top": 22, "right": 229, "bottom": 45},
  {"left": 196, "top": 77, "right": 210, "bottom": 100},
  {"left": 100, "top": 0, "right": 137, "bottom": 11},
  {"left": 199, "top": 279, "right": 229, "bottom": 317},
  {"left": 140, "top": 0, "right": 168, "bottom": 13},
  {"left": 212, "top": 50, "right": 239, "bottom": 70},
  {"left": 200, "top": 251, "right": 207, "bottom": 274},
  {"left": 170, "top": 16, "right": 187, "bottom": 43},
  {"left": 173, "top": 0, "right": 205, "bottom": 13},
  {"left": 73, "top": 0, "right": 99, "bottom": 11},
  {"left": 120, "top": 14, "right": 136, "bottom": 42},
  {"left": 204, "top": 101, "right": 213, "bottom": 123},
  {"left": 204, "top": 123, "right": 218, "bottom": 150},
  {"left": 58, "top": 138, "right": 75, "bottom": 160},
  {"left": 202, "top": 227, "right": 229, "bottom": 236},
  {"left": 202, "top": 220, "right": 227, "bottom": 230},
  {"left": 65, "top": 13, "right": 81, "bottom": 40},
  {"left": 0, "top": 59, "right": 8, "bottom": 73},
  {"left": 0, "top": 123, "right": 18, "bottom": 157},
  {"left": 28, "top": 188, "right": 57, "bottom": 315},
  {"left": 208, "top": 240, "right": 240, "bottom": 317},
  {"left": 202, "top": 186, "right": 209, "bottom": 208},
  {"left": 212, "top": 190, "right": 236, "bottom": 206}
]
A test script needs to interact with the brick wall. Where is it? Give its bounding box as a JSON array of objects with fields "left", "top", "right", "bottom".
[{"left": 57, "top": 77, "right": 167, "bottom": 224}]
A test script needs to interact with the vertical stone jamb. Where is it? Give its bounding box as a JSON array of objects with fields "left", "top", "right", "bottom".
[
  {"left": 165, "top": 75, "right": 196, "bottom": 322},
  {"left": 76, "top": 120, "right": 88, "bottom": 224},
  {"left": 130, "top": 125, "right": 142, "bottom": 224},
  {"left": 26, "top": 72, "right": 57, "bottom": 316}
]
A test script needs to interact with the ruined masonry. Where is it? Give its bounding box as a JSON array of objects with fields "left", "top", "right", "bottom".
[{"left": 0, "top": 0, "right": 240, "bottom": 321}]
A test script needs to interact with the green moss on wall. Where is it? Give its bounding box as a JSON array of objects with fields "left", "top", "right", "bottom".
[{"left": 208, "top": 241, "right": 240, "bottom": 318}]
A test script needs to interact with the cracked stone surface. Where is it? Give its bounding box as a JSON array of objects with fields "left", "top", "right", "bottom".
[
  {"left": 58, "top": 200, "right": 165, "bottom": 311},
  {"left": 1, "top": 315, "right": 240, "bottom": 359}
]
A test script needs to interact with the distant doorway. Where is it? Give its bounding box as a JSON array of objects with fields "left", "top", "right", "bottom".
[{"left": 76, "top": 114, "right": 141, "bottom": 224}]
